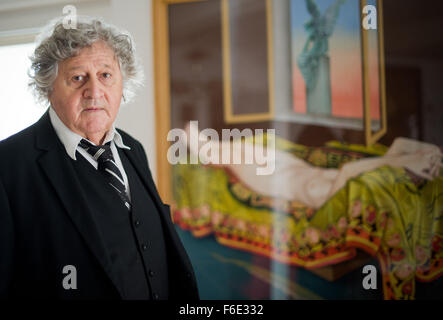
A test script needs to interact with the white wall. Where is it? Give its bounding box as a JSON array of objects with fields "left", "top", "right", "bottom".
[{"left": 0, "top": 0, "right": 158, "bottom": 180}]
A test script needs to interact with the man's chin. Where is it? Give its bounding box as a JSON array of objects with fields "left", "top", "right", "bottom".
[{"left": 80, "top": 123, "right": 112, "bottom": 140}]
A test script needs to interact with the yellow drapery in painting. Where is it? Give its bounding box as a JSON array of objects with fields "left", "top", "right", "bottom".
[{"left": 171, "top": 134, "right": 443, "bottom": 300}]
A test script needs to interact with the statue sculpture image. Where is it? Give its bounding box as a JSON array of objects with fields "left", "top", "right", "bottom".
[{"left": 297, "top": 0, "right": 347, "bottom": 115}]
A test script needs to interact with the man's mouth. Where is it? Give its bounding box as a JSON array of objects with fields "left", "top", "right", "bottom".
[{"left": 84, "top": 107, "right": 104, "bottom": 112}]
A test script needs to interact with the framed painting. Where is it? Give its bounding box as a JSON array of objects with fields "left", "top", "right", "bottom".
[
  {"left": 149, "top": 0, "right": 443, "bottom": 302},
  {"left": 282, "top": 0, "right": 386, "bottom": 144}
]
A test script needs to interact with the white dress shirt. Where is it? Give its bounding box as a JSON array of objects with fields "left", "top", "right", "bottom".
[{"left": 48, "top": 107, "right": 132, "bottom": 200}]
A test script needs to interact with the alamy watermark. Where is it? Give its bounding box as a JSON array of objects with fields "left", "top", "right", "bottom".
[
  {"left": 62, "top": 5, "right": 77, "bottom": 29},
  {"left": 167, "top": 121, "right": 276, "bottom": 176},
  {"left": 362, "top": 264, "right": 377, "bottom": 290},
  {"left": 362, "top": 5, "right": 377, "bottom": 30},
  {"left": 62, "top": 265, "right": 77, "bottom": 290}
]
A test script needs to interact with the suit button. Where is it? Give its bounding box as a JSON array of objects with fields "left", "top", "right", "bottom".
[
  {"left": 134, "top": 220, "right": 141, "bottom": 227},
  {"left": 186, "top": 272, "right": 192, "bottom": 279},
  {"left": 149, "top": 270, "right": 155, "bottom": 277},
  {"left": 141, "top": 243, "right": 148, "bottom": 251},
  {"left": 153, "top": 293, "right": 159, "bottom": 300}
]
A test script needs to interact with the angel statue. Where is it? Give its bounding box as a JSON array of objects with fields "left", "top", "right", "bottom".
[{"left": 297, "top": 0, "right": 347, "bottom": 115}]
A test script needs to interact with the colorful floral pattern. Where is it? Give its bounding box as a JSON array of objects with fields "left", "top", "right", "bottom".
[{"left": 171, "top": 137, "right": 443, "bottom": 300}]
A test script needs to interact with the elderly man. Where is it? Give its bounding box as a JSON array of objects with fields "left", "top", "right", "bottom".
[{"left": 0, "top": 17, "right": 199, "bottom": 300}]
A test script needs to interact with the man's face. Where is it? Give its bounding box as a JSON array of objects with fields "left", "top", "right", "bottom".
[{"left": 49, "top": 41, "right": 123, "bottom": 143}]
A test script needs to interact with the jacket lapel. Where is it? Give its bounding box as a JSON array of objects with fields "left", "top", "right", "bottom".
[{"left": 34, "top": 112, "right": 123, "bottom": 298}]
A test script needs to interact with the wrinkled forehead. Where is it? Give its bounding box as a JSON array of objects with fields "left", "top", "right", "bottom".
[{"left": 60, "top": 41, "right": 120, "bottom": 71}]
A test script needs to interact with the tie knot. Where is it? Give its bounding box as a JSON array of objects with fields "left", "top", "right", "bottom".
[{"left": 78, "top": 139, "right": 113, "bottom": 163}]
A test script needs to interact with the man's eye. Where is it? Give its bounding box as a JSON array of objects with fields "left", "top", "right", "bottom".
[
  {"left": 102, "top": 73, "right": 111, "bottom": 79},
  {"left": 72, "top": 75, "right": 85, "bottom": 82}
]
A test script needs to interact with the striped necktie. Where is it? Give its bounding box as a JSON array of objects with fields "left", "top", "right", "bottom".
[{"left": 78, "top": 139, "right": 131, "bottom": 211}]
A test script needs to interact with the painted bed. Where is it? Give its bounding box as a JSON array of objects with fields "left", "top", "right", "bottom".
[{"left": 171, "top": 134, "right": 443, "bottom": 300}]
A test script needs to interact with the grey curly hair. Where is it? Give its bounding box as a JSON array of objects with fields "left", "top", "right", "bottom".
[{"left": 28, "top": 16, "right": 143, "bottom": 105}]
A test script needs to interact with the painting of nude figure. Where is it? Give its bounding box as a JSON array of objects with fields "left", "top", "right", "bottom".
[
  {"left": 172, "top": 123, "right": 443, "bottom": 300},
  {"left": 163, "top": 0, "right": 443, "bottom": 301}
]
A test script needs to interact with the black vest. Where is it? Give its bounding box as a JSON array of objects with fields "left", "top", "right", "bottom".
[{"left": 71, "top": 148, "right": 169, "bottom": 300}]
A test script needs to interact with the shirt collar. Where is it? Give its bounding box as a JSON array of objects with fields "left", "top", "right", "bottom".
[{"left": 48, "top": 107, "right": 130, "bottom": 160}]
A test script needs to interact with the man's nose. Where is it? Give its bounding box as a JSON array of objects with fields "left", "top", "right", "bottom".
[{"left": 83, "top": 77, "right": 104, "bottom": 99}]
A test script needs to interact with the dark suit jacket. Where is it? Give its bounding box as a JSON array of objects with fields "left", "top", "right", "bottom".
[{"left": 0, "top": 111, "right": 199, "bottom": 299}]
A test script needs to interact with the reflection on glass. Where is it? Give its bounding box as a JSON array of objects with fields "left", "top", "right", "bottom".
[{"left": 162, "top": 0, "right": 443, "bottom": 301}]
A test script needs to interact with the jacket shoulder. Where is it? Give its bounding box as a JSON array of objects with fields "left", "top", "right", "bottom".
[{"left": 0, "top": 123, "right": 37, "bottom": 155}]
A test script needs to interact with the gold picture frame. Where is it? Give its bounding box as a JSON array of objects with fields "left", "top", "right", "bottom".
[
  {"left": 360, "top": 0, "right": 387, "bottom": 146},
  {"left": 221, "top": 0, "right": 275, "bottom": 124}
]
